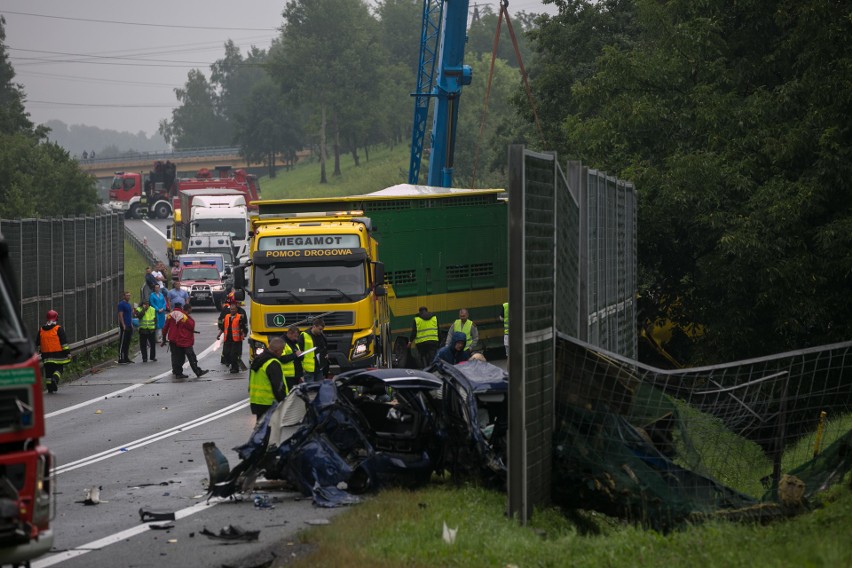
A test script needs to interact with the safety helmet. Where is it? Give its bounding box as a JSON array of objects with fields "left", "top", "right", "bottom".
[{"left": 46, "top": 309, "right": 59, "bottom": 320}]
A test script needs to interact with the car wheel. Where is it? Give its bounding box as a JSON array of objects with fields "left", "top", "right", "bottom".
[
  {"left": 153, "top": 202, "right": 171, "bottom": 219},
  {"left": 128, "top": 203, "right": 140, "bottom": 219}
]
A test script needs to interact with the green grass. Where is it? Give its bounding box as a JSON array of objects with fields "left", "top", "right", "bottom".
[
  {"left": 674, "top": 401, "right": 852, "bottom": 498},
  {"left": 260, "top": 144, "right": 411, "bottom": 200},
  {"left": 123, "top": 238, "right": 149, "bottom": 295},
  {"left": 288, "top": 481, "right": 852, "bottom": 568}
]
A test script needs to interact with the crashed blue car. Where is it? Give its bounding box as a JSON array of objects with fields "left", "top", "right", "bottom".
[{"left": 204, "top": 360, "right": 508, "bottom": 505}]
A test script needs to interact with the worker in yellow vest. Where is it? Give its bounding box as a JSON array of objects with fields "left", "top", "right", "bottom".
[
  {"left": 248, "top": 336, "right": 289, "bottom": 421},
  {"left": 445, "top": 308, "right": 479, "bottom": 352},
  {"left": 38, "top": 309, "right": 70, "bottom": 393},
  {"left": 408, "top": 306, "right": 439, "bottom": 368},
  {"left": 499, "top": 302, "right": 509, "bottom": 358},
  {"left": 134, "top": 299, "right": 157, "bottom": 363}
]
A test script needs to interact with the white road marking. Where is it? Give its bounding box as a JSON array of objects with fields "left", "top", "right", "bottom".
[
  {"left": 32, "top": 500, "right": 220, "bottom": 568},
  {"left": 53, "top": 398, "right": 249, "bottom": 475},
  {"left": 142, "top": 218, "right": 168, "bottom": 241},
  {"left": 46, "top": 339, "right": 221, "bottom": 418}
]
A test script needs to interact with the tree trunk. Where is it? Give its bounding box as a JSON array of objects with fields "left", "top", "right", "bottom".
[
  {"left": 268, "top": 151, "right": 276, "bottom": 178},
  {"left": 332, "top": 110, "right": 342, "bottom": 177},
  {"left": 364, "top": 144, "right": 370, "bottom": 162},
  {"left": 350, "top": 138, "right": 360, "bottom": 167},
  {"left": 320, "top": 105, "right": 328, "bottom": 184}
]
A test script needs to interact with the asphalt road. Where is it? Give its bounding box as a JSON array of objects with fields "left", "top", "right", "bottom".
[{"left": 32, "top": 220, "right": 342, "bottom": 568}]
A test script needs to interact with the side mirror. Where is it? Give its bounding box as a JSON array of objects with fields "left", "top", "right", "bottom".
[
  {"left": 375, "top": 285, "right": 386, "bottom": 297},
  {"left": 234, "top": 266, "right": 246, "bottom": 289},
  {"left": 166, "top": 226, "right": 172, "bottom": 239},
  {"left": 373, "top": 261, "right": 385, "bottom": 286},
  {"left": 233, "top": 289, "right": 245, "bottom": 301}
]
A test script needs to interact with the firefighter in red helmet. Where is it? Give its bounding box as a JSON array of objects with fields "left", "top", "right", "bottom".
[{"left": 38, "top": 309, "right": 70, "bottom": 393}]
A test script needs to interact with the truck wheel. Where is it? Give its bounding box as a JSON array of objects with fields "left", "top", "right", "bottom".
[
  {"left": 153, "top": 202, "right": 171, "bottom": 219},
  {"left": 128, "top": 204, "right": 140, "bottom": 219}
]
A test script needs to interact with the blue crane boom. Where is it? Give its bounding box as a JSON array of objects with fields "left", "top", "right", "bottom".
[{"left": 408, "top": 0, "right": 472, "bottom": 188}]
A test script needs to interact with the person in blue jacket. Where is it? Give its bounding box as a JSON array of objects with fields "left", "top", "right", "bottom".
[
  {"left": 149, "top": 283, "right": 168, "bottom": 343},
  {"left": 433, "top": 331, "right": 470, "bottom": 366}
]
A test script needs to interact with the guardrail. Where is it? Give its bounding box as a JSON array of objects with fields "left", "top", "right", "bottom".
[
  {"left": 68, "top": 328, "right": 120, "bottom": 357},
  {"left": 124, "top": 224, "right": 160, "bottom": 268}
]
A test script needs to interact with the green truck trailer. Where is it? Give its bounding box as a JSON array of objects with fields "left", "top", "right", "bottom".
[{"left": 255, "top": 184, "right": 508, "bottom": 355}]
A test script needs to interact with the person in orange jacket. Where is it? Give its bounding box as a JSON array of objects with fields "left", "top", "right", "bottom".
[{"left": 38, "top": 309, "right": 70, "bottom": 393}]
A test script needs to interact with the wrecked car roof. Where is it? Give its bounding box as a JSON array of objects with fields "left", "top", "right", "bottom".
[{"left": 335, "top": 367, "right": 444, "bottom": 390}]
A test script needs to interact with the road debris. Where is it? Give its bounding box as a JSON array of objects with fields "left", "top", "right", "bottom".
[
  {"left": 200, "top": 525, "right": 260, "bottom": 543},
  {"left": 139, "top": 508, "right": 176, "bottom": 522}
]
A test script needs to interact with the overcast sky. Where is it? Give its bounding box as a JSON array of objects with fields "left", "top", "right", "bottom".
[{"left": 2, "top": 0, "right": 556, "bottom": 138}]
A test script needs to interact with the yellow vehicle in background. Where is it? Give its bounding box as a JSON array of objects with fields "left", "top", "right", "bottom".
[
  {"left": 165, "top": 208, "right": 182, "bottom": 263},
  {"left": 233, "top": 206, "right": 390, "bottom": 370}
]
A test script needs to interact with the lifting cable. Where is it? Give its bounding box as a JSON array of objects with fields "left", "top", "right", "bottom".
[{"left": 472, "top": 0, "right": 547, "bottom": 187}]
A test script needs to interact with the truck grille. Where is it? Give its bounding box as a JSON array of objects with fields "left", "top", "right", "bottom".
[
  {"left": 191, "top": 284, "right": 211, "bottom": 291},
  {"left": 264, "top": 311, "right": 355, "bottom": 329}
]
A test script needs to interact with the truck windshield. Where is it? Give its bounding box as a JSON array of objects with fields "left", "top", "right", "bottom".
[
  {"left": 193, "top": 219, "right": 246, "bottom": 239},
  {"left": 254, "top": 261, "right": 367, "bottom": 304},
  {"left": 187, "top": 246, "right": 233, "bottom": 264},
  {"left": 180, "top": 268, "right": 220, "bottom": 280}
]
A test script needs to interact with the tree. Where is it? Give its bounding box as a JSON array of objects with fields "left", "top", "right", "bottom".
[
  {"left": 268, "top": 0, "right": 386, "bottom": 183},
  {"left": 234, "top": 77, "right": 304, "bottom": 178},
  {"left": 466, "top": 6, "right": 532, "bottom": 68},
  {"left": 210, "top": 42, "right": 269, "bottom": 140},
  {"left": 527, "top": 0, "right": 852, "bottom": 363},
  {"left": 159, "top": 69, "right": 231, "bottom": 148},
  {"left": 0, "top": 16, "right": 97, "bottom": 218},
  {"left": 452, "top": 55, "right": 526, "bottom": 188}
]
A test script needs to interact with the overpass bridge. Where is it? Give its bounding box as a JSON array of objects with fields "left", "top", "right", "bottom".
[{"left": 79, "top": 146, "right": 295, "bottom": 180}]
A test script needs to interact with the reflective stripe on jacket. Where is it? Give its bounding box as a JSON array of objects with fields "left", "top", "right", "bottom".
[
  {"left": 301, "top": 331, "right": 315, "bottom": 373},
  {"left": 223, "top": 313, "right": 245, "bottom": 342},
  {"left": 450, "top": 319, "right": 473, "bottom": 350},
  {"left": 414, "top": 316, "right": 438, "bottom": 344},
  {"left": 249, "top": 357, "right": 284, "bottom": 405}
]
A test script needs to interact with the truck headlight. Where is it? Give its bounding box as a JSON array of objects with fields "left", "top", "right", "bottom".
[
  {"left": 352, "top": 335, "right": 372, "bottom": 358},
  {"left": 211, "top": 284, "right": 224, "bottom": 291},
  {"left": 181, "top": 286, "right": 191, "bottom": 292}
]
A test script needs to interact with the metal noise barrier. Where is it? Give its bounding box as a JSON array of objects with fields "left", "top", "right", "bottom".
[{"left": 0, "top": 212, "right": 125, "bottom": 355}]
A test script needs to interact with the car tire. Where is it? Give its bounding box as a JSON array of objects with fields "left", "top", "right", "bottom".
[{"left": 128, "top": 203, "right": 140, "bottom": 219}]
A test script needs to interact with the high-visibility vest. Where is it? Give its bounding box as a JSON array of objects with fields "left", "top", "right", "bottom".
[
  {"left": 39, "top": 326, "right": 63, "bottom": 353},
  {"left": 503, "top": 303, "right": 509, "bottom": 335},
  {"left": 223, "top": 313, "right": 245, "bottom": 342},
  {"left": 39, "top": 326, "right": 70, "bottom": 363},
  {"left": 300, "top": 331, "right": 315, "bottom": 372},
  {"left": 414, "top": 316, "right": 438, "bottom": 344},
  {"left": 450, "top": 319, "right": 474, "bottom": 350},
  {"left": 139, "top": 306, "right": 156, "bottom": 331},
  {"left": 249, "top": 357, "right": 285, "bottom": 405},
  {"left": 281, "top": 343, "right": 296, "bottom": 377}
]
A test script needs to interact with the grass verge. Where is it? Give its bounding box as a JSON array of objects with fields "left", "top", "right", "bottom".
[
  {"left": 286, "top": 480, "right": 852, "bottom": 568},
  {"left": 260, "top": 144, "right": 411, "bottom": 200},
  {"left": 123, "top": 237, "right": 149, "bottom": 295}
]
